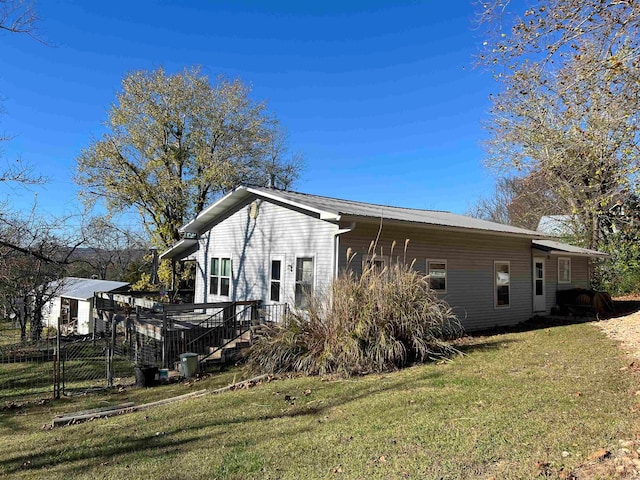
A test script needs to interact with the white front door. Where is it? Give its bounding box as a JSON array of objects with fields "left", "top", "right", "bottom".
[{"left": 533, "top": 257, "right": 546, "bottom": 312}]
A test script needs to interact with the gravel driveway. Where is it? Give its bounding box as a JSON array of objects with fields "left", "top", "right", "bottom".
[{"left": 596, "top": 310, "right": 640, "bottom": 360}]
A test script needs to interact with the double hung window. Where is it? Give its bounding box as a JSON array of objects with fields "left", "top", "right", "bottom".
[
  {"left": 210, "top": 257, "right": 231, "bottom": 296},
  {"left": 495, "top": 261, "right": 510, "bottom": 308},
  {"left": 295, "top": 257, "right": 314, "bottom": 308},
  {"left": 558, "top": 257, "right": 571, "bottom": 284},
  {"left": 270, "top": 259, "right": 282, "bottom": 302}
]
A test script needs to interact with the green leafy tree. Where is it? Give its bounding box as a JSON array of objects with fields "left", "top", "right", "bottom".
[{"left": 76, "top": 66, "right": 302, "bottom": 254}]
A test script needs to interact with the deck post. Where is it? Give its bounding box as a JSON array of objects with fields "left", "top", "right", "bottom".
[{"left": 162, "top": 310, "right": 168, "bottom": 369}]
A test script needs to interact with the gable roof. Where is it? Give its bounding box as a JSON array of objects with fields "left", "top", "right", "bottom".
[
  {"left": 180, "top": 185, "right": 546, "bottom": 238},
  {"left": 48, "top": 277, "right": 130, "bottom": 301}
]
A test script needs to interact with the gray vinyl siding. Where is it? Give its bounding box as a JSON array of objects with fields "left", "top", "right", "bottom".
[
  {"left": 337, "top": 221, "right": 533, "bottom": 331},
  {"left": 194, "top": 197, "right": 337, "bottom": 306},
  {"left": 571, "top": 257, "right": 591, "bottom": 289},
  {"left": 539, "top": 252, "right": 591, "bottom": 312}
]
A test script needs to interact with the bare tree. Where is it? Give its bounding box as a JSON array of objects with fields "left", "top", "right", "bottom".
[
  {"left": 484, "top": 41, "right": 640, "bottom": 249},
  {"left": 477, "top": 0, "right": 640, "bottom": 72},
  {"left": 0, "top": 0, "right": 47, "bottom": 188},
  {"left": 476, "top": 0, "right": 640, "bottom": 249},
  {"left": 69, "top": 215, "right": 148, "bottom": 281},
  {"left": 469, "top": 174, "right": 563, "bottom": 229},
  {"left": 0, "top": 210, "right": 84, "bottom": 341},
  {"left": 0, "top": 0, "right": 42, "bottom": 41}
]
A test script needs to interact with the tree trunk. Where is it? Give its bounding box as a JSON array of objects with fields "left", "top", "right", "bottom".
[
  {"left": 20, "top": 302, "right": 29, "bottom": 342},
  {"left": 30, "top": 303, "right": 42, "bottom": 341}
]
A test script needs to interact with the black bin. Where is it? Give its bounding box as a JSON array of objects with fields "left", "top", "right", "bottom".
[{"left": 135, "top": 366, "right": 159, "bottom": 387}]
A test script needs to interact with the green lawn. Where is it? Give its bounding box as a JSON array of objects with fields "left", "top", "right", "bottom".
[
  {"left": 1, "top": 321, "right": 638, "bottom": 479},
  {"left": 0, "top": 320, "right": 22, "bottom": 346}
]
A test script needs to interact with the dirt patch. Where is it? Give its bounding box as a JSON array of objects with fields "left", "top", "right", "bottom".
[{"left": 572, "top": 440, "right": 640, "bottom": 479}]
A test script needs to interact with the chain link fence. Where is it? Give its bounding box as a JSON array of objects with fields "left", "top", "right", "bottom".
[
  {"left": 1, "top": 300, "right": 290, "bottom": 403},
  {"left": 0, "top": 337, "right": 57, "bottom": 403}
]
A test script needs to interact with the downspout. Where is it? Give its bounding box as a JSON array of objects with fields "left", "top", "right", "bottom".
[{"left": 333, "top": 222, "right": 356, "bottom": 279}]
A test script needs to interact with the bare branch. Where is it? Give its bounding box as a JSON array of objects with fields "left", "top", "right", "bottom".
[{"left": 0, "top": 0, "right": 46, "bottom": 44}]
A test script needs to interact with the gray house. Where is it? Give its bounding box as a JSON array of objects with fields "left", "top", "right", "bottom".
[{"left": 161, "top": 186, "right": 607, "bottom": 331}]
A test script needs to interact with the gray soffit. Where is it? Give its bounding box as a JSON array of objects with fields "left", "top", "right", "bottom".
[{"left": 159, "top": 239, "right": 198, "bottom": 261}]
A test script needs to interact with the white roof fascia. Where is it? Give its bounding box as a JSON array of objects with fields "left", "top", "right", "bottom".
[
  {"left": 180, "top": 186, "right": 341, "bottom": 235},
  {"left": 245, "top": 186, "right": 341, "bottom": 221},
  {"left": 180, "top": 188, "right": 242, "bottom": 234},
  {"left": 159, "top": 239, "right": 198, "bottom": 260}
]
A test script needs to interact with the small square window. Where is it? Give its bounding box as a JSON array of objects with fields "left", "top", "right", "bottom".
[
  {"left": 362, "top": 254, "right": 387, "bottom": 274},
  {"left": 427, "top": 260, "right": 447, "bottom": 293}
]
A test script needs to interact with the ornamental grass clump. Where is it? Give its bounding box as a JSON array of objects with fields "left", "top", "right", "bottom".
[{"left": 247, "top": 248, "right": 463, "bottom": 377}]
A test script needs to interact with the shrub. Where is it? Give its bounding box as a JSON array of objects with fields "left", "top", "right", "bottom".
[
  {"left": 42, "top": 325, "right": 57, "bottom": 339},
  {"left": 247, "top": 254, "right": 463, "bottom": 377}
]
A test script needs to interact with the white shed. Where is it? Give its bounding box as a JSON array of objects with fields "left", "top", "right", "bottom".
[{"left": 43, "top": 277, "right": 130, "bottom": 335}]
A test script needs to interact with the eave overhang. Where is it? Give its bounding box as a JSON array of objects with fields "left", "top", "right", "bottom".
[{"left": 159, "top": 239, "right": 198, "bottom": 261}]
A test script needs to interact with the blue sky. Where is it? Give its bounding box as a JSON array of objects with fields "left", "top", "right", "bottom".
[{"left": 0, "top": 0, "right": 499, "bottom": 225}]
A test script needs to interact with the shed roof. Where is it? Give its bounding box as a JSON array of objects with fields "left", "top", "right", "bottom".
[
  {"left": 48, "top": 277, "right": 130, "bottom": 301},
  {"left": 532, "top": 240, "right": 609, "bottom": 258},
  {"left": 181, "top": 185, "right": 546, "bottom": 238}
]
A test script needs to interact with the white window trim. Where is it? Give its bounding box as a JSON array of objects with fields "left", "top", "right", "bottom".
[
  {"left": 494, "top": 260, "right": 511, "bottom": 309},
  {"left": 426, "top": 259, "right": 447, "bottom": 294},
  {"left": 558, "top": 257, "right": 571, "bottom": 284},
  {"left": 269, "top": 256, "right": 284, "bottom": 303},
  {"left": 209, "top": 255, "right": 232, "bottom": 297},
  {"left": 294, "top": 255, "right": 316, "bottom": 309}
]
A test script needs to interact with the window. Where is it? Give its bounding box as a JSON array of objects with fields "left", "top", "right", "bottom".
[
  {"left": 427, "top": 260, "right": 447, "bottom": 293},
  {"left": 295, "top": 257, "right": 314, "bottom": 308},
  {"left": 270, "top": 259, "right": 282, "bottom": 302},
  {"left": 210, "top": 257, "right": 231, "bottom": 296},
  {"left": 362, "top": 254, "right": 387, "bottom": 274},
  {"left": 494, "top": 261, "right": 510, "bottom": 308},
  {"left": 558, "top": 257, "right": 571, "bottom": 284}
]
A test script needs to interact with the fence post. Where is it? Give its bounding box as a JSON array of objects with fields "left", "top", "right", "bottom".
[
  {"left": 130, "top": 306, "right": 138, "bottom": 361},
  {"left": 92, "top": 295, "right": 96, "bottom": 341},
  {"left": 162, "top": 310, "right": 168, "bottom": 369},
  {"left": 107, "top": 310, "right": 115, "bottom": 387},
  {"left": 53, "top": 315, "right": 61, "bottom": 399}
]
